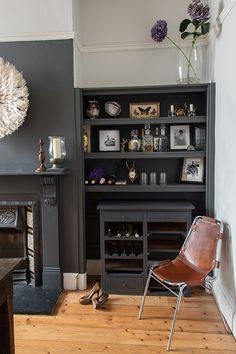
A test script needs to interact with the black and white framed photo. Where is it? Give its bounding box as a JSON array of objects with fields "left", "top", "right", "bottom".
[
  {"left": 99, "top": 130, "right": 120, "bottom": 151},
  {"left": 170, "top": 125, "right": 190, "bottom": 150},
  {"left": 181, "top": 157, "right": 204, "bottom": 183}
]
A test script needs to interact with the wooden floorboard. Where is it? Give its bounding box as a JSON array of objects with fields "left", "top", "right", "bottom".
[{"left": 14, "top": 289, "right": 236, "bottom": 354}]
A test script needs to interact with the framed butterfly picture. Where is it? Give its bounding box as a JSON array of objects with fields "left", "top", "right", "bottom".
[{"left": 129, "top": 102, "right": 160, "bottom": 118}]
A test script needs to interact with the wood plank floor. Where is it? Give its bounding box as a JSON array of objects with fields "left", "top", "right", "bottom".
[{"left": 14, "top": 288, "right": 236, "bottom": 354}]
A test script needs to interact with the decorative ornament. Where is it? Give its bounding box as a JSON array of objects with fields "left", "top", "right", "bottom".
[
  {"left": 0, "top": 57, "right": 29, "bottom": 138},
  {"left": 126, "top": 160, "right": 138, "bottom": 183},
  {"left": 105, "top": 101, "right": 122, "bottom": 117}
]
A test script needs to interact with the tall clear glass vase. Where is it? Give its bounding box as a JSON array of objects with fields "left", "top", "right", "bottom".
[{"left": 176, "top": 44, "right": 202, "bottom": 84}]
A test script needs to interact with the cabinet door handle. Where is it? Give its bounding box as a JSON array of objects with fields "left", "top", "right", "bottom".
[{"left": 121, "top": 215, "right": 126, "bottom": 220}]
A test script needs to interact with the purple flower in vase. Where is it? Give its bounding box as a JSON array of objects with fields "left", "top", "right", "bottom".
[
  {"left": 150, "top": 0, "right": 210, "bottom": 83},
  {"left": 151, "top": 20, "right": 168, "bottom": 43},
  {"left": 188, "top": 0, "right": 210, "bottom": 22}
]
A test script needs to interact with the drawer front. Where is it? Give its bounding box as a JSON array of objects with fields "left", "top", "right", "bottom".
[
  {"left": 147, "top": 211, "right": 191, "bottom": 222},
  {"left": 102, "top": 211, "right": 143, "bottom": 222},
  {"left": 102, "top": 275, "right": 144, "bottom": 295}
]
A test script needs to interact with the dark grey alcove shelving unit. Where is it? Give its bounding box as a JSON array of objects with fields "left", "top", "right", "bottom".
[{"left": 75, "top": 83, "right": 215, "bottom": 293}]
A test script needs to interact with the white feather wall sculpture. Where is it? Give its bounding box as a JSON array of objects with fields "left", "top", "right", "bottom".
[{"left": 0, "top": 57, "right": 29, "bottom": 138}]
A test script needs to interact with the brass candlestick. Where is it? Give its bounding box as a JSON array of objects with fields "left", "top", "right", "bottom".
[{"left": 36, "top": 138, "right": 47, "bottom": 172}]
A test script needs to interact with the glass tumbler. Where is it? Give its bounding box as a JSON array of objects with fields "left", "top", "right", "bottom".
[{"left": 149, "top": 172, "right": 157, "bottom": 185}]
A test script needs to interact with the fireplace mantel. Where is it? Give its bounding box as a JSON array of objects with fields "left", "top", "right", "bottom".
[
  {"left": 0, "top": 169, "right": 68, "bottom": 176},
  {"left": 0, "top": 170, "right": 68, "bottom": 290}
]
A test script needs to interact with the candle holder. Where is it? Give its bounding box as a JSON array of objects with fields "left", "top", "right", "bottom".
[
  {"left": 48, "top": 136, "right": 66, "bottom": 170},
  {"left": 36, "top": 138, "right": 47, "bottom": 172}
]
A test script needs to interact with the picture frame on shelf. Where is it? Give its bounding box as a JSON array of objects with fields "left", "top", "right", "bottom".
[
  {"left": 194, "top": 126, "right": 206, "bottom": 151},
  {"left": 129, "top": 102, "right": 160, "bottom": 118},
  {"left": 180, "top": 157, "right": 204, "bottom": 183},
  {"left": 170, "top": 125, "right": 190, "bottom": 150},
  {"left": 83, "top": 125, "right": 91, "bottom": 153},
  {"left": 99, "top": 130, "right": 120, "bottom": 151}
]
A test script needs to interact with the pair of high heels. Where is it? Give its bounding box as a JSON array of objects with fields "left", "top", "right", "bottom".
[{"left": 79, "top": 282, "right": 109, "bottom": 309}]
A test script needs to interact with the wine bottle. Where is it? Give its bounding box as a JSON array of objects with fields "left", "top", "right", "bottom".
[
  {"left": 90, "top": 178, "right": 97, "bottom": 185},
  {"left": 107, "top": 175, "right": 116, "bottom": 185},
  {"left": 99, "top": 177, "right": 106, "bottom": 185}
]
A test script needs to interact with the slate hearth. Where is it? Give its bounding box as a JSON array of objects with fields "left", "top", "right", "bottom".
[{"left": 13, "top": 285, "right": 61, "bottom": 314}]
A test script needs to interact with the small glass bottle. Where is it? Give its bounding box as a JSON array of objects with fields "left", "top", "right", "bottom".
[
  {"left": 157, "top": 124, "right": 169, "bottom": 152},
  {"left": 142, "top": 124, "right": 153, "bottom": 152},
  {"left": 128, "top": 130, "right": 141, "bottom": 152},
  {"left": 153, "top": 127, "right": 160, "bottom": 152}
]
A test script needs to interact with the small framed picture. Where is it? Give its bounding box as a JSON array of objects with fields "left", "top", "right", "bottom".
[
  {"left": 83, "top": 125, "right": 91, "bottom": 153},
  {"left": 181, "top": 157, "right": 204, "bottom": 183},
  {"left": 194, "top": 126, "right": 206, "bottom": 151},
  {"left": 170, "top": 125, "right": 190, "bottom": 150},
  {"left": 99, "top": 130, "right": 120, "bottom": 151},
  {"left": 129, "top": 102, "right": 160, "bottom": 118}
]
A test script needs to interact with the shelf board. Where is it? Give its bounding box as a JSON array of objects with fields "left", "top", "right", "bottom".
[
  {"left": 105, "top": 254, "right": 143, "bottom": 259},
  {"left": 104, "top": 236, "right": 143, "bottom": 241},
  {"left": 148, "top": 231, "right": 186, "bottom": 236},
  {"left": 85, "top": 151, "right": 206, "bottom": 159},
  {"left": 83, "top": 116, "right": 206, "bottom": 125},
  {"left": 85, "top": 184, "right": 205, "bottom": 193}
]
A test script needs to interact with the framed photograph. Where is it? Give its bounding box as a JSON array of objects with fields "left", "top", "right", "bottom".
[
  {"left": 170, "top": 125, "right": 190, "bottom": 150},
  {"left": 129, "top": 102, "right": 160, "bottom": 118},
  {"left": 181, "top": 157, "right": 204, "bottom": 183},
  {"left": 99, "top": 130, "right": 120, "bottom": 151}
]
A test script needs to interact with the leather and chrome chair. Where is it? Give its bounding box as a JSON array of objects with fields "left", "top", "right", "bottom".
[{"left": 138, "top": 216, "right": 230, "bottom": 351}]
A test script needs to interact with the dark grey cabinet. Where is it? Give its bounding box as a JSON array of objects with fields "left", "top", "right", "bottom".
[
  {"left": 98, "top": 201, "right": 194, "bottom": 295},
  {"left": 75, "top": 84, "right": 215, "bottom": 288}
]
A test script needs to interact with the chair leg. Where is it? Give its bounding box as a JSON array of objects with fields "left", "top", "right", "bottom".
[
  {"left": 209, "top": 282, "right": 231, "bottom": 333},
  {"left": 138, "top": 268, "right": 152, "bottom": 320},
  {"left": 167, "top": 284, "right": 186, "bottom": 351}
]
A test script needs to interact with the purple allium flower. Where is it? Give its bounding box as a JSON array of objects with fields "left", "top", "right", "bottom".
[
  {"left": 188, "top": 0, "right": 210, "bottom": 22},
  {"left": 151, "top": 20, "right": 168, "bottom": 43}
]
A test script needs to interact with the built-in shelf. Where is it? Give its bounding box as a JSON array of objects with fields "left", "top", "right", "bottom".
[
  {"left": 85, "top": 151, "right": 206, "bottom": 159},
  {"left": 83, "top": 116, "right": 206, "bottom": 126},
  {"left": 86, "top": 184, "right": 205, "bottom": 192}
]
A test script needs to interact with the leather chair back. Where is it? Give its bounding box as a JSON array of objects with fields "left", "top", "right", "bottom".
[{"left": 178, "top": 217, "right": 221, "bottom": 275}]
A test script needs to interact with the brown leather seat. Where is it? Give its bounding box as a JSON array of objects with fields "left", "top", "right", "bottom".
[{"left": 138, "top": 216, "right": 230, "bottom": 351}]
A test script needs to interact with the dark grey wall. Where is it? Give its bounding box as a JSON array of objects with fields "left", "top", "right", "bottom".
[{"left": 0, "top": 40, "right": 80, "bottom": 273}]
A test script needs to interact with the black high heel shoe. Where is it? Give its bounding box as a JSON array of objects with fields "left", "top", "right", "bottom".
[
  {"left": 92, "top": 293, "right": 109, "bottom": 309},
  {"left": 79, "top": 282, "right": 100, "bottom": 305}
]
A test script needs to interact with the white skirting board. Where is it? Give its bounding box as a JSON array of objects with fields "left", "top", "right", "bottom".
[
  {"left": 63, "top": 272, "right": 87, "bottom": 290},
  {"left": 214, "top": 282, "right": 235, "bottom": 338},
  {"left": 62, "top": 261, "right": 101, "bottom": 290},
  {"left": 63, "top": 273, "right": 78, "bottom": 290}
]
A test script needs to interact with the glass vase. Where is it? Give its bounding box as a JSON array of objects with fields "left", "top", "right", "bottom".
[{"left": 176, "top": 44, "right": 202, "bottom": 84}]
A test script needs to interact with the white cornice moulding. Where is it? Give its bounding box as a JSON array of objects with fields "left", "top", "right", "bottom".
[
  {"left": 77, "top": 39, "right": 206, "bottom": 54},
  {"left": 0, "top": 32, "right": 75, "bottom": 43},
  {"left": 219, "top": 0, "right": 236, "bottom": 23},
  {"left": 206, "top": 0, "right": 236, "bottom": 44}
]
